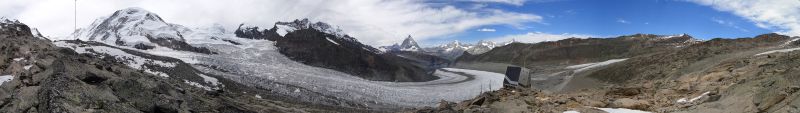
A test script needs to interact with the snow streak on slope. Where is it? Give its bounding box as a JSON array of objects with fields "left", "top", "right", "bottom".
[
  {"left": 755, "top": 47, "right": 800, "bottom": 56},
  {"left": 565, "top": 58, "right": 628, "bottom": 73}
]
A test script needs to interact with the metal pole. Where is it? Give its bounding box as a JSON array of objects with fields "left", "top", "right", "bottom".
[{"left": 74, "top": 0, "right": 77, "bottom": 31}]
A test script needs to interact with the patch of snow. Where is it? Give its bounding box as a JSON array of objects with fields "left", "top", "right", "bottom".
[
  {"left": 55, "top": 42, "right": 175, "bottom": 78},
  {"left": 400, "top": 46, "right": 418, "bottom": 51},
  {"left": 658, "top": 34, "right": 686, "bottom": 39},
  {"left": 198, "top": 74, "right": 220, "bottom": 86},
  {"left": 184, "top": 80, "right": 217, "bottom": 91},
  {"left": 144, "top": 69, "right": 169, "bottom": 78},
  {"left": 12, "top": 57, "right": 24, "bottom": 61},
  {"left": 326, "top": 37, "right": 340, "bottom": 45},
  {"left": 784, "top": 38, "right": 799, "bottom": 46},
  {"left": 24, "top": 65, "right": 32, "bottom": 70},
  {"left": 563, "top": 111, "right": 580, "bottom": 113},
  {"left": 596, "top": 108, "right": 651, "bottom": 113},
  {"left": 566, "top": 58, "right": 628, "bottom": 73},
  {"left": 0, "top": 75, "right": 13, "bottom": 85},
  {"left": 677, "top": 91, "right": 710, "bottom": 103},
  {"left": 255, "top": 95, "right": 262, "bottom": 99},
  {"left": 755, "top": 47, "right": 800, "bottom": 56},
  {"left": 275, "top": 24, "right": 296, "bottom": 37}
]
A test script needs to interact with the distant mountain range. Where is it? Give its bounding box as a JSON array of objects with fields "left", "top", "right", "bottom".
[{"left": 379, "top": 37, "right": 515, "bottom": 60}]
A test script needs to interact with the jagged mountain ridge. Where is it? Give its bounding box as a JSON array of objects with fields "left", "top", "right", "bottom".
[
  {"left": 456, "top": 34, "right": 701, "bottom": 68},
  {"left": 421, "top": 40, "right": 512, "bottom": 60},
  {"left": 379, "top": 35, "right": 422, "bottom": 52},
  {"left": 235, "top": 19, "right": 436, "bottom": 82}
]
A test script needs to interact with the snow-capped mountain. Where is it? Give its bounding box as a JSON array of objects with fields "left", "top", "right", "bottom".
[
  {"left": 70, "top": 7, "right": 214, "bottom": 54},
  {"left": 423, "top": 40, "right": 513, "bottom": 60},
  {"left": 379, "top": 35, "right": 422, "bottom": 52},
  {"left": 251, "top": 19, "right": 434, "bottom": 82}
]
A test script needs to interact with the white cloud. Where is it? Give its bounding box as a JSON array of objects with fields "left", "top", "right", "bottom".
[
  {"left": 711, "top": 17, "right": 748, "bottom": 32},
  {"left": 617, "top": 19, "right": 630, "bottom": 24},
  {"left": 487, "top": 32, "right": 595, "bottom": 43},
  {"left": 689, "top": 0, "right": 800, "bottom": 36},
  {"left": 477, "top": 28, "right": 496, "bottom": 32},
  {"left": 0, "top": 0, "right": 541, "bottom": 46},
  {"left": 462, "top": 0, "right": 527, "bottom": 6}
]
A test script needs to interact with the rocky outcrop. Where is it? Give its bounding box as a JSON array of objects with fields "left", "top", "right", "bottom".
[{"left": 233, "top": 24, "right": 281, "bottom": 40}]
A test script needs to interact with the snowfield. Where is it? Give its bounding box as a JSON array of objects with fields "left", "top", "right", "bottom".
[{"left": 60, "top": 29, "right": 507, "bottom": 108}]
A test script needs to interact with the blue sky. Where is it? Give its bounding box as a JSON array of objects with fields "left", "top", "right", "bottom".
[{"left": 424, "top": 0, "right": 775, "bottom": 46}]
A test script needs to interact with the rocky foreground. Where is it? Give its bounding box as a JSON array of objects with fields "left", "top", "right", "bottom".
[{"left": 415, "top": 33, "right": 800, "bottom": 113}]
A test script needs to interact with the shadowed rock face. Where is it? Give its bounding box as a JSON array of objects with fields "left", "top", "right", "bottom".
[
  {"left": 235, "top": 19, "right": 438, "bottom": 82},
  {"left": 233, "top": 24, "right": 281, "bottom": 41},
  {"left": 275, "top": 28, "right": 437, "bottom": 82}
]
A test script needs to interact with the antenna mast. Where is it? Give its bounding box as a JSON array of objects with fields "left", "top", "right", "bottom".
[{"left": 74, "top": 0, "right": 77, "bottom": 31}]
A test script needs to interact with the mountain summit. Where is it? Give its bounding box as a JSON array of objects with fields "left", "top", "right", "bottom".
[
  {"left": 400, "top": 35, "right": 421, "bottom": 51},
  {"left": 379, "top": 35, "right": 422, "bottom": 52},
  {"left": 70, "top": 7, "right": 214, "bottom": 54}
]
